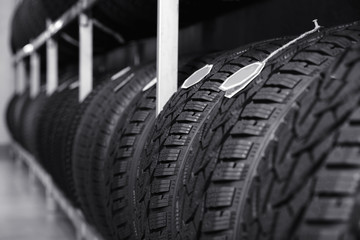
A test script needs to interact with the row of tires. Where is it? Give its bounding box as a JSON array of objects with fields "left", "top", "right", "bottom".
[{"left": 7, "top": 21, "right": 360, "bottom": 240}]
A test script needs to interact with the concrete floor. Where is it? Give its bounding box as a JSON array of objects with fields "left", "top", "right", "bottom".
[{"left": 0, "top": 147, "right": 76, "bottom": 240}]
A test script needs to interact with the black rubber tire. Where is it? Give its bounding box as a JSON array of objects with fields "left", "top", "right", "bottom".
[
  {"left": 10, "top": 1, "right": 80, "bottom": 63},
  {"left": 43, "top": 66, "right": 99, "bottom": 195},
  {"left": 72, "top": 64, "right": 156, "bottom": 238},
  {"left": 21, "top": 90, "right": 48, "bottom": 153},
  {"left": 135, "top": 37, "right": 294, "bottom": 239},
  {"left": 5, "top": 94, "right": 20, "bottom": 139},
  {"left": 48, "top": 71, "right": 116, "bottom": 204},
  {"left": 135, "top": 21, "right": 360, "bottom": 240},
  {"left": 39, "top": 0, "right": 75, "bottom": 20},
  {"left": 36, "top": 89, "right": 64, "bottom": 165},
  {"left": 176, "top": 23, "right": 360, "bottom": 240},
  {"left": 18, "top": 97, "right": 35, "bottom": 147},
  {"left": 10, "top": 0, "right": 47, "bottom": 52},
  {"left": 12, "top": 91, "right": 30, "bottom": 144},
  {"left": 47, "top": 87, "right": 80, "bottom": 198},
  {"left": 234, "top": 39, "right": 360, "bottom": 240},
  {"left": 105, "top": 84, "right": 157, "bottom": 240},
  {"left": 104, "top": 54, "right": 222, "bottom": 240},
  {"left": 36, "top": 74, "right": 77, "bottom": 166}
]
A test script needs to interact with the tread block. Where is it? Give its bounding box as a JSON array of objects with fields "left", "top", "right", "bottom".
[
  {"left": 192, "top": 91, "right": 218, "bottom": 102},
  {"left": 266, "top": 74, "right": 302, "bottom": 89},
  {"left": 349, "top": 108, "right": 360, "bottom": 123},
  {"left": 120, "top": 136, "right": 136, "bottom": 146},
  {"left": 140, "top": 98, "right": 156, "bottom": 109},
  {"left": 219, "top": 64, "right": 241, "bottom": 74},
  {"left": 315, "top": 171, "right": 360, "bottom": 195},
  {"left": 178, "top": 112, "right": 202, "bottom": 123},
  {"left": 213, "top": 162, "right": 249, "bottom": 181},
  {"left": 170, "top": 123, "right": 193, "bottom": 135},
  {"left": 305, "top": 198, "right": 354, "bottom": 222},
  {"left": 337, "top": 126, "right": 360, "bottom": 144},
  {"left": 280, "top": 62, "right": 316, "bottom": 75},
  {"left": 206, "top": 187, "right": 235, "bottom": 208},
  {"left": 115, "top": 225, "right": 131, "bottom": 239},
  {"left": 164, "top": 135, "right": 188, "bottom": 146},
  {"left": 220, "top": 139, "right": 253, "bottom": 160},
  {"left": 159, "top": 149, "right": 181, "bottom": 162},
  {"left": 184, "top": 101, "right": 208, "bottom": 112},
  {"left": 241, "top": 103, "right": 275, "bottom": 119},
  {"left": 113, "top": 161, "right": 127, "bottom": 174},
  {"left": 253, "top": 87, "right": 291, "bottom": 103},
  {"left": 149, "top": 212, "right": 167, "bottom": 230},
  {"left": 305, "top": 43, "right": 339, "bottom": 56},
  {"left": 132, "top": 111, "right": 150, "bottom": 122},
  {"left": 256, "top": 41, "right": 285, "bottom": 52},
  {"left": 321, "top": 35, "right": 351, "bottom": 48},
  {"left": 202, "top": 211, "right": 232, "bottom": 232},
  {"left": 333, "top": 30, "right": 360, "bottom": 42},
  {"left": 113, "top": 210, "right": 128, "bottom": 225},
  {"left": 296, "top": 227, "right": 344, "bottom": 240},
  {"left": 125, "top": 123, "right": 142, "bottom": 134},
  {"left": 209, "top": 72, "right": 230, "bottom": 82},
  {"left": 231, "top": 120, "right": 266, "bottom": 136},
  {"left": 113, "top": 198, "right": 127, "bottom": 210},
  {"left": 149, "top": 232, "right": 167, "bottom": 240},
  {"left": 117, "top": 147, "right": 133, "bottom": 158},
  {"left": 327, "top": 147, "right": 360, "bottom": 167},
  {"left": 151, "top": 180, "right": 171, "bottom": 194},
  {"left": 154, "top": 164, "right": 176, "bottom": 177},
  {"left": 111, "top": 175, "right": 128, "bottom": 189},
  {"left": 199, "top": 235, "right": 228, "bottom": 240},
  {"left": 150, "top": 195, "right": 169, "bottom": 209},
  {"left": 200, "top": 81, "right": 222, "bottom": 92},
  {"left": 111, "top": 189, "right": 126, "bottom": 200},
  {"left": 293, "top": 52, "right": 328, "bottom": 65}
]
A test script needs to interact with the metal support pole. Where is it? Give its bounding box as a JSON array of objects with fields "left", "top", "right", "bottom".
[
  {"left": 30, "top": 52, "right": 41, "bottom": 98},
  {"left": 79, "top": 7, "right": 93, "bottom": 102},
  {"left": 156, "top": 0, "right": 179, "bottom": 115},
  {"left": 16, "top": 60, "right": 27, "bottom": 94},
  {"left": 46, "top": 21, "right": 59, "bottom": 96}
]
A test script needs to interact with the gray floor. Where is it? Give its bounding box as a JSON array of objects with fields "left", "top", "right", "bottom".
[{"left": 0, "top": 146, "right": 76, "bottom": 240}]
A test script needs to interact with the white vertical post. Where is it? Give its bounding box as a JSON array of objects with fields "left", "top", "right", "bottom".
[
  {"left": 79, "top": 4, "right": 93, "bottom": 102},
  {"left": 30, "top": 52, "right": 41, "bottom": 98},
  {"left": 16, "top": 60, "right": 27, "bottom": 94},
  {"left": 156, "top": 0, "right": 179, "bottom": 115},
  {"left": 46, "top": 21, "right": 59, "bottom": 96}
]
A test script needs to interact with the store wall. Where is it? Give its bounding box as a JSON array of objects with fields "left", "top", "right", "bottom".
[{"left": 0, "top": 0, "right": 17, "bottom": 145}]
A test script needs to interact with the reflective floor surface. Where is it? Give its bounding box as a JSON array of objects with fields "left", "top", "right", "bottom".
[{"left": 0, "top": 146, "right": 76, "bottom": 240}]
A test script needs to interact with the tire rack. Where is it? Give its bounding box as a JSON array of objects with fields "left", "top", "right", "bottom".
[
  {"left": 10, "top": 143, "right": 103, "bottom": 240},
  {"left": 11, "top": 0, "right": 180, "bottom": 239}
]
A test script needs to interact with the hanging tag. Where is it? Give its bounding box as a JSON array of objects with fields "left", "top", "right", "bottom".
[
  {"left": 142, "top": 78, "right": 157, "bottom": 92},
  {"left": 69, "top": 81, "right": 80, "bottom": 90},
  {"left": 113, "top": 73, "right": 135, "bottom": 92},
  {"left": 57, "top": 81, "right": 70, "bottom": 92},
  {"left": 220, "top": 19, "right": 321, "bottom": 98},
  {"left": 181, "top": 64, "right": 213, "bottom": 89},
  {"left": 111, "top": 66, "right": 131, "bottom": 81},
  {"left": 219, "top": 62, "right": 265, "bottom": 91}
]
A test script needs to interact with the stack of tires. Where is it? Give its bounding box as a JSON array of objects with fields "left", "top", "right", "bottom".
[
  {"left": 6, "top": 20, "right": 360, "bottom": 240},
  {"left": 6, "top": 0, "right": 360, "bottom": 240}
]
